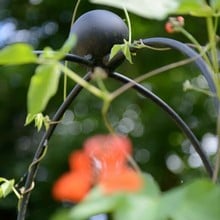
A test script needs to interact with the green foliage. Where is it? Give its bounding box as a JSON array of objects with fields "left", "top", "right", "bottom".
[
  {"left": 24, "top": 35, "right": 77, "bottom": 128},
  {"left": 0, "top": 178, "right": 15, "bottom": 199},
  {"left": 70, "top": 174, "right": 160, "bottom": 220},
  {"left": 91, "top": 0, "right": 220, "bottom": 18},
  {"left": 109, "top": 40, "right": 133, "bottom": 64},
  {"left": 176, "top": 0, "right": 213, "bottom": 17},
  {"left": 27, "top": 63, "right": 61, "bottom": 116},
  {"left": 90, "top": 0, "right": 179, "bottom": 20},
  {"left": 210, "top": 0, "right": 220, "bottom": 10},
  {"left": 25, "top": 113, "right": 51, "bottom": 131},
  {"left": 157, "top": 179, "right": 220, "bottom": 220},
  {"left": 0, "top": 44, "right": 37, "bottom": 65},
  {"left": 69, "top": 177, "right": 220, "bottom": 220}
]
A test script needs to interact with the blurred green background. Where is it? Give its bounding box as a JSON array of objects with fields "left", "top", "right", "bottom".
[{"left": 0, "top": 0, "right": 217, "bottom": 219}]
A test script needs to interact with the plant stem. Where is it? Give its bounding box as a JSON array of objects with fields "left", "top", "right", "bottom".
[
  {"left": 213, "top": 110, "right": 220, "bottom": 182},
  {"left": 63, "top": 61, "right": 68, "bottom": 100},
  {"left": 179, "top": 27, "right": 212, "bottom": 68},
  {"left": 59, "top": 63, "right": 105, "bottom": 99},
  {"left": 206, "top": 16, "right": 219, "bottom": 74},
  {"left": 102, "top": 99, "right": 114, "bottom": 134},
  {"left": 123, "top": 7, "right": 132, "bottom": 44},
  {"left": 71, "top": 0, "right": 81, "bottom": 26},
  {"left": 110, "top": 55, "right": 199, "bottom": 100}
]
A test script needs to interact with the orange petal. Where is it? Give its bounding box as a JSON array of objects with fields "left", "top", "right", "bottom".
[
  {"left": 99, "top": 168, "right": 143, "bottom": 194},
  {"left": 84, "top": 134, "right": 132, "bottom": 165},
  {"left": 69, "top": 150, "right": 92, "bottom": 172},
  {"left": 52, "top": 171, "right": 92, "bottom": 203}
]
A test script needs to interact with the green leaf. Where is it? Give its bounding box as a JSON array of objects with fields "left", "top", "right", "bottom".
[
  {"left": 157, "top": 179, "right": 220, "bottom": 220},
  {"left": 109, "top": 44, "right": 124, "bottom": 61},
  {"left": 210, "top": 0, "right": 220, "bottom": 11},
  {"left": 50, "top": 208, "right": 72, "bottom": 220},
  {"left": 122, "top": 41, "right": 133, "bottom": 64},
  {"left": 70, "top": 174, "right": 160, "bottom": 220},
  {"left": 110, "top": 42, "right": 133, "bottom": 64},
  {"left": 139, "top": 174, "right": 161, "bottom": 197},
  {"left": 90, "top": 0, "right": 179, "bottom": 20},
  {"left": 60, "top": 35, "right": 76, "bottom": 55},
  {"left": 176, "top": 0, "right": 213, "bottom": 17},
  {"left": 38, "top": 36, "right": 76, "bottom": 61},
  {"left": 114, "top": 174, "right": 160, "bottom": 220},
  {"left": 70, "top": 187, "right": 123, "bottom": 219},
  {"left": 0, "top": 179, "right": 15, "bottom": 198},
  {"left": 25, "top": 113, "right": 36, "bottom": 126},
  {"left": 27, "top": 63, "right": 61, "bottom": 115},
  {"left": 0, "top": 43, "right": 37, "bottom": 65},
  {"left": 114, "top": 194, "right": 159, "bottom": 220}
]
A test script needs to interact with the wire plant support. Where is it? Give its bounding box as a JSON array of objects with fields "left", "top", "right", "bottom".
[{"left": 17, "top": 37, "right": 217, "bottom": 220}]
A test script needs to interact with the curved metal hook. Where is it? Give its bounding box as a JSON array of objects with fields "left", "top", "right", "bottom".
[
  {"left": 141, "top": 37, "right": 219, "bottom": 111},
  {"left": 33, "top": 50, "right": 94, "bottom": 67}
]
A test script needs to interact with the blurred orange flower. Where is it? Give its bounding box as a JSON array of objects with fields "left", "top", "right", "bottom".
[
  {"left": 52, "top": 134, "right": 143, "bottom": 203},
  {"left": 52, "top": 171, "right": 92, "bottom": 202}
]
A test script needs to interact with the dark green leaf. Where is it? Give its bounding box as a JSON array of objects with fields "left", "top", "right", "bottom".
[
  {"left": 0, "top": 43, "right": 37, "bottom": 65},
  {"left": 27, "top": 63, "right": 61, "bottom": 115}
]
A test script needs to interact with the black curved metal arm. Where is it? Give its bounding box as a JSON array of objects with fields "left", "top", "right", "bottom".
[
  {"left": 33, "top": 50, "right": 94, "bottom": 67},
  {"left": 141, "top": 38, "right": 219, "bottom": 111},
  {"left": 17, "top": 71, "right": 92, "bottom": 220},
  {"left": 109, "top": 71, "right": 213, "bottom": 177},
  {"left": 106, "top": 37, "right": 219, "bottom": 110}
]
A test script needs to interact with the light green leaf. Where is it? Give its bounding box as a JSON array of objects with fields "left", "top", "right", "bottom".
[
  {"left": 157, "top": 179, "right": 220, "bottom": 220},
  {"left": 114, "top": 174, "right": 160, "bottom": 220},
  {"left": 122, "top": 42, "right": 133, "bottom": 64},
  {"left": 70, "top": 174, "right": 160, "bottom": 220},
  {"left": 27, "top": 63, "right": 61, "bottom": 115},
  {"left": 0, "top": 179, "right": 15, "bottom": 198},
  {"left": 176, "top": 0, "right": 213, "bottom": 17},
  {"left": 109, "top": 44, "right": 124, "bottom": 61},
  {"left": 90, "top": 0, "right": 179, "bottom": 20},
  {"left": 60, "top": 35, "right": 76, "bottom": 55},
  {"left": 70, "top": 187, "right": 123, "bottom": 220},
  {"left": 210, "top": 0, "right": 220, "bottom": 10},
  {"left": 114, "top": 195, "right": 159, "bottom": 220},
  {"left": 139, "top": 174, "right": 160, "bottom": 197},
  {"left": 50, "top": 208, "right": 72, "bottom": 220},
  {"left": 110, "top": 42, "right": 133, "bottom": 64},
  {"left": 25, "top": 113, "right": 36, "bottom": 126},
  {"left": 38, "top": 36, "right": 76, "bottom": 61},
  {"left": 0, "top": 43, "right": 37, "bottom": 65}
]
